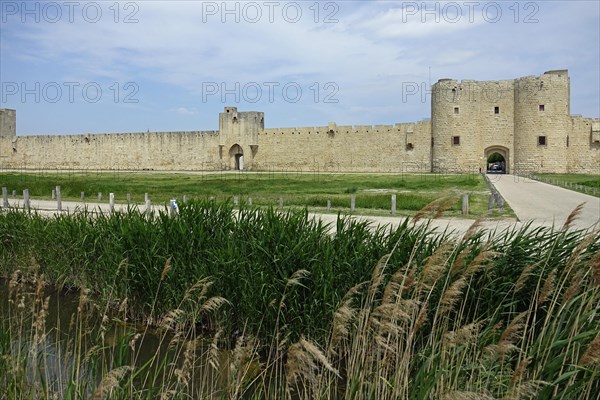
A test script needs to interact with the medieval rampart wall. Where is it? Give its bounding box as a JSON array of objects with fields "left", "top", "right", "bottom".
[
  {"left": 255, "top": 121, "right": 432, "bottom": 172},
  {"left": 567, "top": 117, "right": 600, "bottom": 173},
  {"left": 0, "top": 131, "right": 221, "bottom": 170}
]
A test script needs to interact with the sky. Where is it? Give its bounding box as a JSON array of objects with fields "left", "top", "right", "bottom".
[{"left": 0, "top": 0, "right": 599, "bottom": 135}]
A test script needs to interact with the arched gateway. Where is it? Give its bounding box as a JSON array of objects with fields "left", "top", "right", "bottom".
[
  {"left": 484, "top": 146, "right": 509, "bottom": 174},
  {"left": 229, "top": 144, "right": 244, "bottom": 170}
]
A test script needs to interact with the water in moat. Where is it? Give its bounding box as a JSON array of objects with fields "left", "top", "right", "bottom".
[{"left": 0, "top": 277, "right": 260, "bottom": 398}]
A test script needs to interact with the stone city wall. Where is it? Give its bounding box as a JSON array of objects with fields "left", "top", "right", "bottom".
[
  {"left": 255, "top": 121, "right": 432, "bottom": 172},
  {"left": 567, "top": 116, "right": 600, "bottom": 174},
  {"left": 0, "top": 130, "right": 221, "bottom": 170}
]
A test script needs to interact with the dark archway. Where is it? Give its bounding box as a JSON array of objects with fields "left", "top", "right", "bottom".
[
  {"left": 484, "top": 146, "right": 509, "bottom": 174},
  {"left": 228, "top": 144, "right": 244, "bottom": 170}
]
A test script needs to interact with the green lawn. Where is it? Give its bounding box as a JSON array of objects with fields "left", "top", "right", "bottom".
[
  {"left": 0, "top": 170, "right": 513, "bottom": 217},
  {"left": 534, "top": 173, "right": 600, "bottom": 197}
]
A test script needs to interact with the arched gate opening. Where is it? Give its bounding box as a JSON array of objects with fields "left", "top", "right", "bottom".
[
  {"left": 484, "top": 146, "right": 509, "bottom": 174},
  {"left": 229, "top": 144, "right": 244, "bottom": 170}
]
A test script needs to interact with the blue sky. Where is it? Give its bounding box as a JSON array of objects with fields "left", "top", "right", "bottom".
[{"left": 1, "top": 0, "right": 599, "bottom": 135}]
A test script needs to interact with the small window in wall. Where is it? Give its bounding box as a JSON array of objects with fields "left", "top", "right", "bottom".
[
  {"left": 539, "top": 104, "right": 545, "bottom": 111},
  {"left": 452, "top": 136, "right": 460, "bottom": 145},
  {"left": 566, "top": 136, "right": 569, "bottom": 147},
  {"left": 538, "top": 136, "right": 547, "bottom": 146},
  {"left": 406, "top": 143, "right": 414, "bottom": 151},
  {"left": 494, "top": 106, "right": 500, "bottom": 114},
  {"left": 454, "top": 107, "right": 459, "bottom": 114}
]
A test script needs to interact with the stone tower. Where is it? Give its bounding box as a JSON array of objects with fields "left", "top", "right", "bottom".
[
  {"left": 218, "top": 107, "right": 264, "bottom": 170},
  {"left": 431, "top": 70, "right": 575, "bottom": 174},
  {"left": 0, "top": 109, "right": 16, "bottom": 138},
  {"left": 431, "top": 78, "right": 515, "bottom": 173},
  {"left": 513, "top": 70, "right": 570, "bottom": 173}
]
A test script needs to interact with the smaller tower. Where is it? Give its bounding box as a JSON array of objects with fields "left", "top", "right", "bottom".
[
  {"left": 218, "top": 107, "right": 264, "bottom": 170},
  {"left": 0, "top": 109, "right": 16, "bottom": 138}
]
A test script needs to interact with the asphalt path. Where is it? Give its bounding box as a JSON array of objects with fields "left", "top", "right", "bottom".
[{"left": 488, "top": 174, "right": 600, "bottom": 231}]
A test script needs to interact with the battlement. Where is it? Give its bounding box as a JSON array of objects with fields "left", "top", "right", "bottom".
[
  {"left": 17, "top": 130, "right": 220, "bottom": 139},
  {"left": 261, "top": 120, "right": 431, "bottom": 136}
]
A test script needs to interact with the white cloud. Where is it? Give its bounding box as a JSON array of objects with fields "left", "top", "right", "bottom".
[{"left": 172, "top": 107, "right": 197, "bottom": 115}]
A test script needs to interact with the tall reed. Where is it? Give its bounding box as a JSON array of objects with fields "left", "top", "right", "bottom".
[{"left": 0, "top": 201, "right": 598, "bottom": 398}]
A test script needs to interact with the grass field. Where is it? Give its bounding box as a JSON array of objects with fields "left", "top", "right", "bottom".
[
  {"left": 533, "top": 173, "right": 600, "bottom": 197},
  {"left": 0, "top": 170, "right": 512, "bottom": 217}
]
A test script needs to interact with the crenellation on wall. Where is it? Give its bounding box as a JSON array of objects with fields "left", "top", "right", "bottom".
[{"left": 374, "top": 125, "right": 394, "bottom": 131}]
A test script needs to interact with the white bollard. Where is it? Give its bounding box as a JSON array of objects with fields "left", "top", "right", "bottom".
[
  {"left": 23, "top": 189, "right": 30, "bottom": 211},
  {"left": 109, "top": 193, "right": 115, "bottom": 214},
  {"left": 56, "top": 186, "right": 62, "bottom": 212}
]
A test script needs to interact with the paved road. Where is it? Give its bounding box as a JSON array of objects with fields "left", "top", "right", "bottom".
[{"left": 489, "top": 174, "right": 600, "bottom": 230}]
